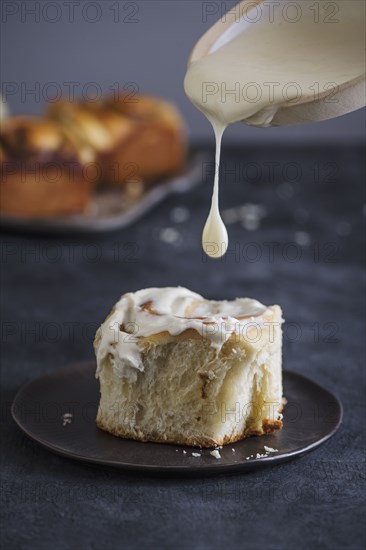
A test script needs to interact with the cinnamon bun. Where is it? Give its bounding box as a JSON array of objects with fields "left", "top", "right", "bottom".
[
  {"left": 94, "top": 287, "right": 284, "bottom": 447},
  {"left": 0, "top": 116, "right": 95, "bottom": 217},
  {"left": 48, "top": 94, "right": 187, "bottom": 186}
]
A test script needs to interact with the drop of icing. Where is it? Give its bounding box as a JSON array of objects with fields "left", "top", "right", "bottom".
[{"left": 202, "top": 123, "right": 228, "bottom": 259}]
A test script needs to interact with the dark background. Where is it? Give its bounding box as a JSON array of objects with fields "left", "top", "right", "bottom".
[{"left": 1, "top": 1, "right": 365, "bottom": 549}]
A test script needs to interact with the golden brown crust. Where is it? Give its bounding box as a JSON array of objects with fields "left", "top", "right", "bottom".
[
  {"left": 47, "top": 95, "right": 187, "bottom": 185},
  {"left": 0, "top": 116, "right": 92, "bottom": 164},
  {"left": 105, "top": 94, "right": 184, "bottom": 129},
  {"left": 96, "top": 411, "right": 283, "bottom": 448},
  {"left": 261, "top": 418, "right": 283, "bottom": 434},
  {"left": 48, "top": 100, "right": 135, "bottom": 154},
  {"left": 0, "top": 116, "right": 95, "bottom": 217},
  {"left": 0, "top": 171, "right": 93, "bottom": 218}
]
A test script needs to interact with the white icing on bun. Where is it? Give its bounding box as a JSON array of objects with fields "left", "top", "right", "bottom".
[{"left": 95, "top": 287, "right": 268, "bottom": 376}]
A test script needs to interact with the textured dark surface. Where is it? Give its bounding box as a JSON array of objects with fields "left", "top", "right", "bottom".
[{"left": 1, "top": 145, "right": 365, "bottom": 549}]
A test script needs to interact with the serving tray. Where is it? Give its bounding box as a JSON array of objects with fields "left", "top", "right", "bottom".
[{"left": 0, "top": 153, "right": 205, "bottom": 234}]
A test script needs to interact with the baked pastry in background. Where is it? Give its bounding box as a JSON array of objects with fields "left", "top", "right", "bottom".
[
  {"left": 0, "top": 116, "right": 95, "bottom": 217},
  {"left": 48, "top": 95, "right": 187, "bottom": 185},
  {"left": 94, "top": 287, "right": 283, "bottom": 447},
  {"left": 0, "top": 93, "right": 10, "bottom": 121},
  {"left": 0, "top": 94, "right": 187, "bottom": 219}
]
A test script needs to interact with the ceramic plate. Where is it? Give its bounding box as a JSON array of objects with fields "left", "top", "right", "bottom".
[{"left": 12, "top": 362, "right": 342, "bottom": 474}]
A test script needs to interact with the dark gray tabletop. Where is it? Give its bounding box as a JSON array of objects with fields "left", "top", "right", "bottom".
[{"left": 1, "top": 145, "right": 365, "bottom": 550}]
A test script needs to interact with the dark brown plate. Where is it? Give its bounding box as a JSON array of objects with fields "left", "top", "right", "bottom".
[
  {"left": 0, "top": 153, "right": 205, "bottom": 234},
  {"left": 11, "top": 362, "right": 342, "bottom": 474}
]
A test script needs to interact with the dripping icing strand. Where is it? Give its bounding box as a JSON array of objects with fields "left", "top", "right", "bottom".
[{"left": 202, "top": 122, "right": 228, "bottom": 258}]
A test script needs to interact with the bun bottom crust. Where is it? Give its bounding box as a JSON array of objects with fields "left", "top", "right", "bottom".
[{"left": 96, "top": 414, "right": 283, "bottom": 448}]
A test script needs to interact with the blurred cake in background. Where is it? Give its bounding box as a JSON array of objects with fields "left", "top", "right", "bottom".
[
  {"left": 48, "top": 95, "right": 186, "bottom": 185},
  {"left": 0, "top": 116, "right": 95, "bottom": 218},
  {"left": 0, "top": 95, "right": 187, "bottom": 219}
]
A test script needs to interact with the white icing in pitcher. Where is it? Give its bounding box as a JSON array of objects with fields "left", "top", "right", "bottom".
[{"left": 184, "top": 0, "right": 365, "bottom": 257}]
